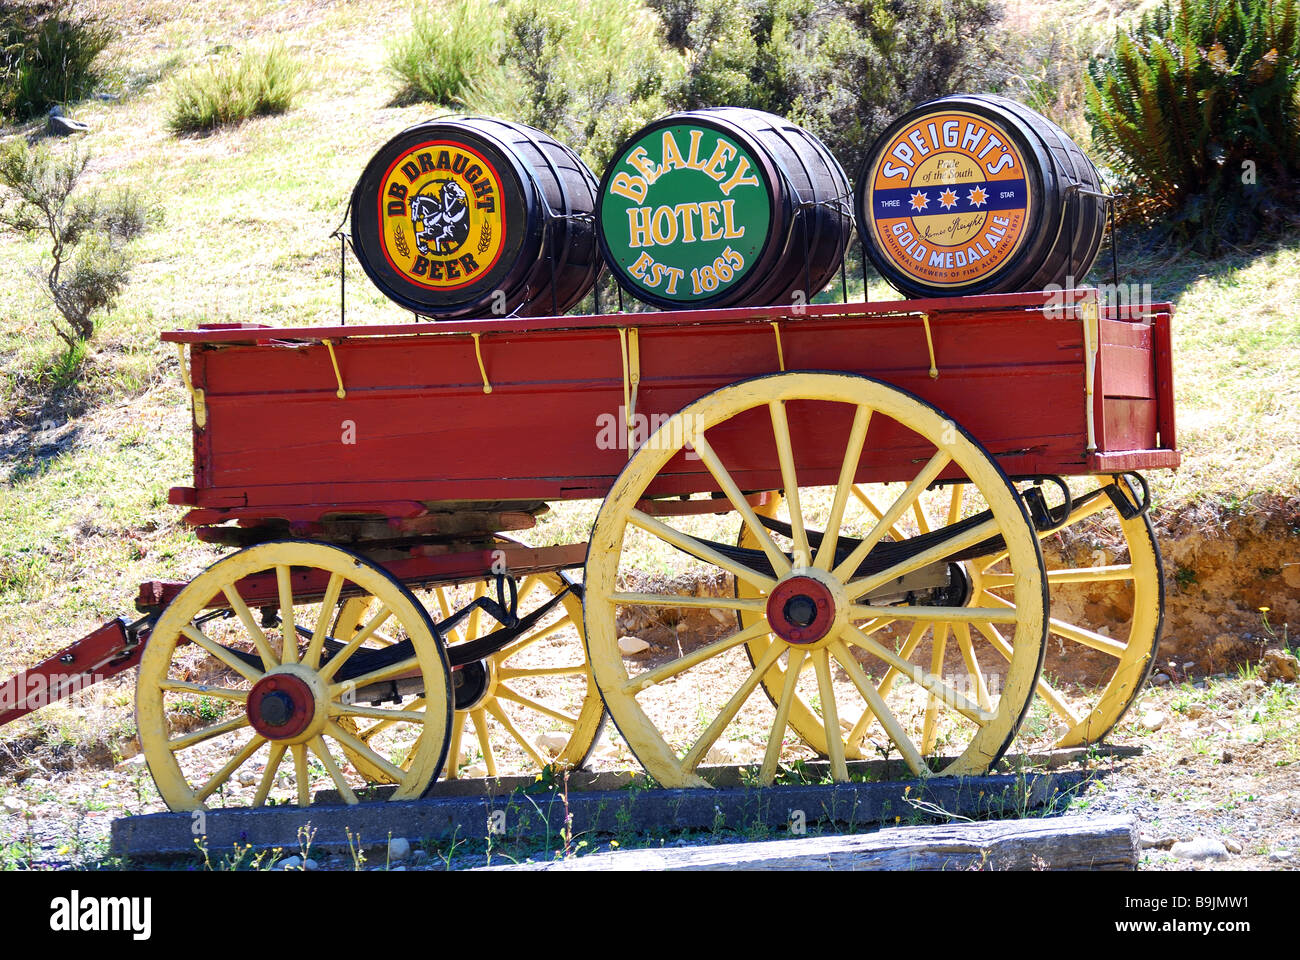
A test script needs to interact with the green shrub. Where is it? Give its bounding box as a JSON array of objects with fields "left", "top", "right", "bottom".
[
  {"left": 650, "top": 0, "right": 1007, "bottom": 176},
  {"left": 385, "top": 0, "right": 504, "bottom": 105},
  {"left": 0, "top": 0, "right": 114, "bottom": 121},
  {"left": 480, "top": 0, "right": 682, "bottom": 169},
  {"left": 167, "top": 42, "right": 303, "bottom": 135},
  {"left": 1086, "top": 0, "right": 1300, "bottom": 247},
  {"left": 0, "top": 141, "right": 156, "bottom": 350}
]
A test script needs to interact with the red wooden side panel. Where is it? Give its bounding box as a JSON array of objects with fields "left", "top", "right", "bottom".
[
  {"left": 166, "top": 296, "right": 1179, "bottom": 525},
  {"left": 1089, "top": 307, "right": 1180, "bottom": 472}
]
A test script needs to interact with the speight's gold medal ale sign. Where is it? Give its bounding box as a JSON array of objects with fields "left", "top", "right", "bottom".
[
  {"left": 351, "top": 117, "right": 601, "bottom": 319},
  {"left": 858, "top": 95, "right": 1106, "bottom": 299},
  {"left": 598, "top": 108, "right": 851, "bottom": 309}
]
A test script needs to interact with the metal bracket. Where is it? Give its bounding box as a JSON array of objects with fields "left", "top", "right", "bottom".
[
  {"left": 471, "top": 333, "right": 493, "bottom": 394},
  {"left": 323, "top": 339, "right": 346, "bottom": 399},
  {"left": 770, "top": 320, "right": 786, "bottom": 371},
  {"left": 619, "top": 327, "right": 641, "bottom": 457},
  {"left": 920, "top": 313, "right": 938, "bottom": 379}
]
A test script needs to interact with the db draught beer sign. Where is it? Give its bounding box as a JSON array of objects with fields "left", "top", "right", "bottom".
[
  {"left": 863, "top": 110, "right": 1032, "bottom": 289},
  {"left": 600, "top": 124, "right": 771, "bottom": 304},
  {"left": 377, "top": 141, "right": 506, "bottom": 289}
]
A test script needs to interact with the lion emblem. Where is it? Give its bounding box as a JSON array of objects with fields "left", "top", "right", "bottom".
[{"left": 409, "top": 178, "right": 470, "bottom": 255}]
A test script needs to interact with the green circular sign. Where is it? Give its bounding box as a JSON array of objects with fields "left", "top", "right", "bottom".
[{"left": 600, "top": 124, "right": 773, "bottom": 303}]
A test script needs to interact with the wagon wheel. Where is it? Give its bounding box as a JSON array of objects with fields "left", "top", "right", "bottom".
[
  {"left": 137, "top": 541, "right": 452, "bottom": 811},
  {"left": 335, "top": 570, "right": 605, "bottom": 783},
  {"left": 962, "top": 475, "right": 1163, "bottom": 746},
  {"left": 583, "top": 372, "right": 1047, "bottom": 788},
  {"left": 742, "top": 475, "right": 1160, "bottom": 755}
]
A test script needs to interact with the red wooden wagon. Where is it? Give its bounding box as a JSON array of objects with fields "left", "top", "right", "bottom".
[{"left": 2, "top": 287, "right": 1177, "bottom": 808}]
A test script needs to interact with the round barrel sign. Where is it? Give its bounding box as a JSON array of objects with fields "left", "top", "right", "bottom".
[
  {"left": 599, "top": 118, "right": 775, "bottom": 307},
  {"left": 862, "top": 109, "right": 1032, "bottom": 291},
  {"left": 376, "top": 140, "right": 507, "bottom": 290},
  {"left": 857, "top": 95, "right": 1107, "bottom": 299},
  {"left": 351, "top": 117, "right": 601, "bottom": 319}
]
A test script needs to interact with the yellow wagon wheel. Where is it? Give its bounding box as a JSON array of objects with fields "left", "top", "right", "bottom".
[
  {"left": 583, "top": 372, "right": 1048, "bottom": 788},
  {"left": 962, "top": 475, "right": 1163, "bottom": 747},
  {"left": 137, "top": 540, "right": 452, "bottom": 811},
  {"left": 742, "top": 475, "right": 1161, "bottom": 755},
  {"left": 335, "top": 570, "right": 605, "bottom": 783}
]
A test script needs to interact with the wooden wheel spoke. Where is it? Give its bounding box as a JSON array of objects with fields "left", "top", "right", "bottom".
[
  {"left": 629, "top": 508, "right": 777, "bottom": 591},
  {"left": 444, "top": 711, "right": 467, "bottom": 779},
  {"left": 981, "top": 564, "right": 1135, "bottom": 589},
  {"left": 159, "top": 679, "right": 248, "bottom": 702},
  {"left": 327, "top": 649, "right": 415, "bottom": 695},
  {"left": 814, "top": 404, "right": 872, "bottom": 570},
  {"left": 620, "top": 618, "right": 772, "bottom": 694},
  {"left": 498, "top": 663, "right": 587, "bottom": 679},
  {"left": 972, "top": 618, "right": 1080, "bottom": 727},
  {"left": 680, "top": 639, "right": 784, "bottom": 773},
  {"left": 326, "top": 720, "right": 406, "bottom": 783},
  {"left": 253, "top": 743, "right": 286, "bottom": 807},
  {"left": 611, "top": 592, "right": 767, "bottom": 612},
  {"left": 982, "top": 593, "right": 1127, "bottom": 658},
  {"left": 843, "top": 623, "right": 993, "bottom": 726},
  {"left": 493, "top": 617, "right": 573, "bottom": 661},
  {"left": 945, "top": 483, "right": 965, "bottom": 526},
  {"left": 851, "top": 486, "right": 906, "bottom": 542},
  {"left": 292, "top": 743, "right": 311, "bottom": 806},
  {"left": 466, "top": 580, "right": 488, "bottom": 641},
  {"left": 168, "top": 714, "right": 249, "bottom": 752},
  {"left": 845, "top": 516, "right": 1001, "bottom": 602},
  {"left": 194, "top": 734, "right": 266, "bottom": 803},
  {"left": 318, "top": 605, "right": 393, "bottom": 681},
  {"left": 332, "top": 702, "right": 428, "bottom": 724},
  {"left": 760, "top": 648, "right": 807, "bottom": 785},
  {"left": 692, "top": 431, "right": 792, "bottom": 577},
  {"left": 276, "top": 565, "right": 298, "bottom": 665},
  {"left": 811, "top": 648, "right": 849, "bottom": 781},
  {"left": 921, "top": 624, "right": 950, "bottom": 754},
  {"left": 494, "top": 685, "right": 578, "bottom": 726},
  {"left": 181, "top": 624, "right": 263, "bottom": 683},
  {"left": 830, "top": 638, "right": 927, "bottom": 777},
  {"left": 769, "top": 400, "right": 811, "bottom": 566},
  {"left": 834, "top": 450, "right": 952, "bottom": 582},
  {"left": 848, "top": 604, "right": 1017, "bottom": 624},
  {"left": 484, "top": 700, "right": 549, "bottom": 769},
  {"left": 309, "top": 735, "right": 357, "bottom": 804},
  {"left": 305, "top": 572, "right": 345, "bottom": 669},
  {"left": 470, "top": 709, "right": 497, "bottom": 778},
  {"left": 846, "top": 620, "right": 930, "bottom": 745},
  {"left": 953, "top": 622, "right": 992, "bottom": 713},
  {"left": 222, "top": 583, "right": 279, "bottom": 671}
]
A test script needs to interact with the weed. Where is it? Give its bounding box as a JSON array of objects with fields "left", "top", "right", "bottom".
[{"left": 167, "top": 42, "right": 302, "bottom": 134}]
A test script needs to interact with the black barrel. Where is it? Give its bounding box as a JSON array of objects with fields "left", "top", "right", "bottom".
[
  {"left": 597, "top": 108, "right": 852, "bottom": 309},
  {"left": 350, "top": 116, "right": 601, "bottom": 319},
  {"left": 856, "top": 94, "right": 1106, "bottom": 299}
]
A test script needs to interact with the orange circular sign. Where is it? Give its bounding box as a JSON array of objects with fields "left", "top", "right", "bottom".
[
  {"left": 863, "top": 110, "right": 1032, "bottom": 289},
  {"left": 377, "top": 141, "right": 506, "bottom": 290}
]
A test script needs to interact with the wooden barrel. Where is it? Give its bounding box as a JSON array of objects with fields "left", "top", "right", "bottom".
[
  {"left": 350, "top": 117, "right": 601, "bottom": 319},
  {"left": 597, "top": 108, "right": 852, "bottom": 309},
  {"left": 856, "top": 95, "right": 1106, "bottom": 298}
]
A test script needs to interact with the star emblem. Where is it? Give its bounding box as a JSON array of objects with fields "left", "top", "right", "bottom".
[
  {"left": 967, "top": 185, "right": 988, "bottom": 207},
  {"left": 938, "top": 188, "right": 959, "bottom": 210},
  {"left": 908, "top": 190, "right": 930, "bottom": 212}
]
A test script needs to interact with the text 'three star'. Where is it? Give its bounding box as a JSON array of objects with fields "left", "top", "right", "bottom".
[
  {"left": 938, "top": 188, "right": 959, "bottom": 210},
  {"left": 967, "top": 185, "right": 989, "bottom": 207},
  {"left": 908, "top": 190, "right": 929, "bottom": 212}
]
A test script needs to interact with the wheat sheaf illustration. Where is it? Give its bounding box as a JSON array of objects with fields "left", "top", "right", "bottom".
[
  {"left": 478, "top": 220, "right": 492, "bottom": 254},
  {"left": 393, "top": 222, "right": 411, "bottom": 258}
]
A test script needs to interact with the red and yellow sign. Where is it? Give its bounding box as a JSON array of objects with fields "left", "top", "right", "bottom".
[
  {"left": 864, "top": 110, "right": 1032, "bottom": 288},
  {"left": 377, "top": 141, "right": 506, "bottom": 290}
]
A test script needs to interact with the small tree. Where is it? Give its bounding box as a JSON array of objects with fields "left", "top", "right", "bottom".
[{"left": 0, "top": 140, "right": 151, "bottom": 350}]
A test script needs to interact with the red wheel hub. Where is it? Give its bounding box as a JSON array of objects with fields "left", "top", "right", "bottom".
[
  {"left": 766, "top": 576, "right": 837, "bottom": 644},
  {"left": 246, "top": 673, "right": 315, "bottom": 741}
]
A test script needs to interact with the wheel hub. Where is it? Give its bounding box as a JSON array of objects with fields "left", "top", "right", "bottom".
[
  {"left": 452, "top": 659, "right": 494, "bottom": 711},
  {"left": 765, "top": 571, "right": 846, "bottom": 645},
  {"left": 247, "top": 671, "right": 318, "bottom": 742}
]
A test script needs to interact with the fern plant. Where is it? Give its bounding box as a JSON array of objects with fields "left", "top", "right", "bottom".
[{"left": 1086, "top": 0, "right": 1300, "bottom": 247}]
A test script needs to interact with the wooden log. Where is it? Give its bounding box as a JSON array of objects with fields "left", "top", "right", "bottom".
[{"left": 483, "top": 814, "right": 1139, "bottom": 871}]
